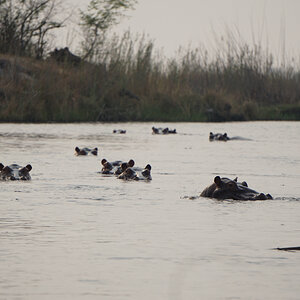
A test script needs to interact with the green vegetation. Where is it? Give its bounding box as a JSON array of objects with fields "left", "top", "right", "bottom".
[{"left": 0, "top": 1, "right": 299, "bottom": 122}]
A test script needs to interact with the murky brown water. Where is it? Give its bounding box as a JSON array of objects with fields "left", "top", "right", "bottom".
[{"left": 0, "top": 122, "right": 299, "bottom": 300}]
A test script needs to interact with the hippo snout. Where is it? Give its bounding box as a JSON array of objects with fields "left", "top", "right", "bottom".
[{"left": 256, "top": 193, "right": 273, "bottom": 200}]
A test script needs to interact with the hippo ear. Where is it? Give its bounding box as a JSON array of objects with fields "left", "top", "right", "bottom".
[
  {"left": 234, "top": 177, "right": 238, "bottom": 182},
  {"left": 145, "top": 164, "right": 151, "bottom": 171},
  {"left": 101, "top": 159, "right": 107, "bottom": 166},
  {"left": 128, "top": 159, "right": 134, "bottom": 167},
  {"left": 3, "top": 166, "right": 12, "bottom": 172},
  {"left": 75, "top": 147, "right": 80, "bottom": 153},
  {"left": 214, "top": 176, "right": 222, "bottom": 186},
  {"left": 0, "top": 163, "right": 4, "bottom": 171},
  {"left": 26, "top": 164, "right": 32, "bottom": 172}
]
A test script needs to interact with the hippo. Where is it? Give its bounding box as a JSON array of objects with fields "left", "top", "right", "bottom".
[
  {"left": 101, "top": 159, "right": 134, "bottom": 175},
  {"left": 117, "top": 167, "right": 138, "bottom": 180},
  {"left": 101, "top": 158, "right": 121, "bottom": 174},
  {"left": 140, "top": 164, "right": 152, "bottom": 180},
  {"left": 118, "top": 164, "right": 152, "bottom": 181},
  {"left": 209, "top": 132, "right": 250, "bottom": 141},
  {"left": 0, "top": 163, "right": 32, "bottom": 181},
  {"left": 114, "top": 160, "right": 135, "bottom": 175},
  {"left": 113, "top": 129, "right": 126, "bottom": 134},
  {"left": 209, "top": 132, "right": 229, "bottom": 141},
  {"left": 200, "top": 176, "right": 273, "bottom": 200},
  {"left": 152, "top": 126, "right": 176, "bottom": 134},
  {"left": 75, "top": 147, "right": 98, "bottom": 156}
]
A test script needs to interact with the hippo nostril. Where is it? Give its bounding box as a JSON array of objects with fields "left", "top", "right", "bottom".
[{"left": 256, "top": 193, "right": 267, "bottom": 200}]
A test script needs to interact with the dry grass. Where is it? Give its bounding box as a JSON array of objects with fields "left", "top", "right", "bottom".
[{"left": 1, "top": 31, "right": 300, "bottom": 122}]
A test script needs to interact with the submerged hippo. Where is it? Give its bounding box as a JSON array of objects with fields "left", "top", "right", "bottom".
[
  {"left": 101, "top": 159, "right": 134, "bottom": 175},
  {"left": 200, "top": 176, "right": 273, "bottom": 200},
  {"left": 0, "top": 163, "right": 32, "bottom": 181},
  {"left": 114, "top": 160, "right": 136, "bottom": 175},
  {"left": 152, "top": 126, "right": 176, "bottom": 134},
  {"left": 140, "top": 164, "right": 152, "bottom": 180},
  {"left": 209, "top": 132, "right": 249, "bottom": 141},
  {"left": 113, "top": 129, "right": 126, "bottom": 134},
  {"left": 209, "top": 132, "right": 229, "bottom": 141},
  {"left": 75, "top": 147, "right": 98, "bottom": 156},
  {"left": 118, "top": 164, "right": 152, "bottom": 181},
  {"left": 117, "top": 167, "right": 138, "bottom": 180}
]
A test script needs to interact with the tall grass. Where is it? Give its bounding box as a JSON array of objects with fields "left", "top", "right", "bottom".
[{"left": 0, "top": 30, "right": 300, "bottom": 122}]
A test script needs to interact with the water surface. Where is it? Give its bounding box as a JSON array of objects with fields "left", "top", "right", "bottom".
[{"left": 0, "top": 122, "right": 299, "bottom": 299}]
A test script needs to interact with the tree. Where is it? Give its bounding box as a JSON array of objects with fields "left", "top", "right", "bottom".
[
  {"left": 80, "top": 0, "right": 137, "bottom": 61},
  {"left": 0, "top": 0, "right": 65, "bottom": 58}
]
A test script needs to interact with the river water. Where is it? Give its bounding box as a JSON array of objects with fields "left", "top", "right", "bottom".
[{"left": 0, "top": 121, "right": 299, "bottom": 300}]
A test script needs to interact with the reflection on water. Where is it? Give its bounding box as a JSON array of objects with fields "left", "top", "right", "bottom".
[{"left": 0, "top": 122, "right": 300, "bottom": 300}]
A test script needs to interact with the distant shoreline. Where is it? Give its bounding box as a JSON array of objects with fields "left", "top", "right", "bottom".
[{"left": 1, "top": 48, "right": 299, "bottom": 123}]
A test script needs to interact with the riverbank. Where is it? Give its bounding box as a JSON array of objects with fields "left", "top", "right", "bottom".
[{"left": 1, "top": 45, "right": 300, "bottom": 122}]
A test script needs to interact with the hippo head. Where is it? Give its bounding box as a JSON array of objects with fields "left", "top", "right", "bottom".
[
  {"left": 152, "top": 127, "right": 158, "bottom": 134},
  {"left": 221, "top": 133, "right": 229, "bottom": 141},
  {"left": 123, "top": 168, "right": 137, "bottom": 180},
  {"left": 75, "top": 147, "right": 97, "bottom": 156},
  {"left": 101, "top": 159, "right": 113, "bottom": 174},
  {"left": 75, "top": 147, "right": 82, "bottom": 155},
  {"left": 75, "top": 147, "right": 88, "bottom": 155},
  {"left": 141, "top": 164, "right": 152, "bottom": 180},
  {"left": 91, "top": 147, "right": 98, "bottom": 156},
  {"left": 113, "top": 129, "right": 126, "bottom": 134},
  {"left": 119, "top": 162, "right": 128, "bottom": 172},
  {"left": 162, "top": 128, "right": 169, "bottom": 134},
  {"left": 212, "top": 176, "right": 247, "bottom": 199},
  {"left": 0, "top": 163, "right": 32, "bottom": 180},
  {"left": 127, "top": 159, "right": 135, "bottom": 168},
  {"left": 202, "top": 176, "right": 272, "bottom": 200},
  {"left": 102, "top": 159, "right": 112, "bottom": 169},
  {"left": 114, "top": 159, "right": 135, "bottom": 174},
  {"left": 118, "top": 167, "right": 138, "bottom": 180}
]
